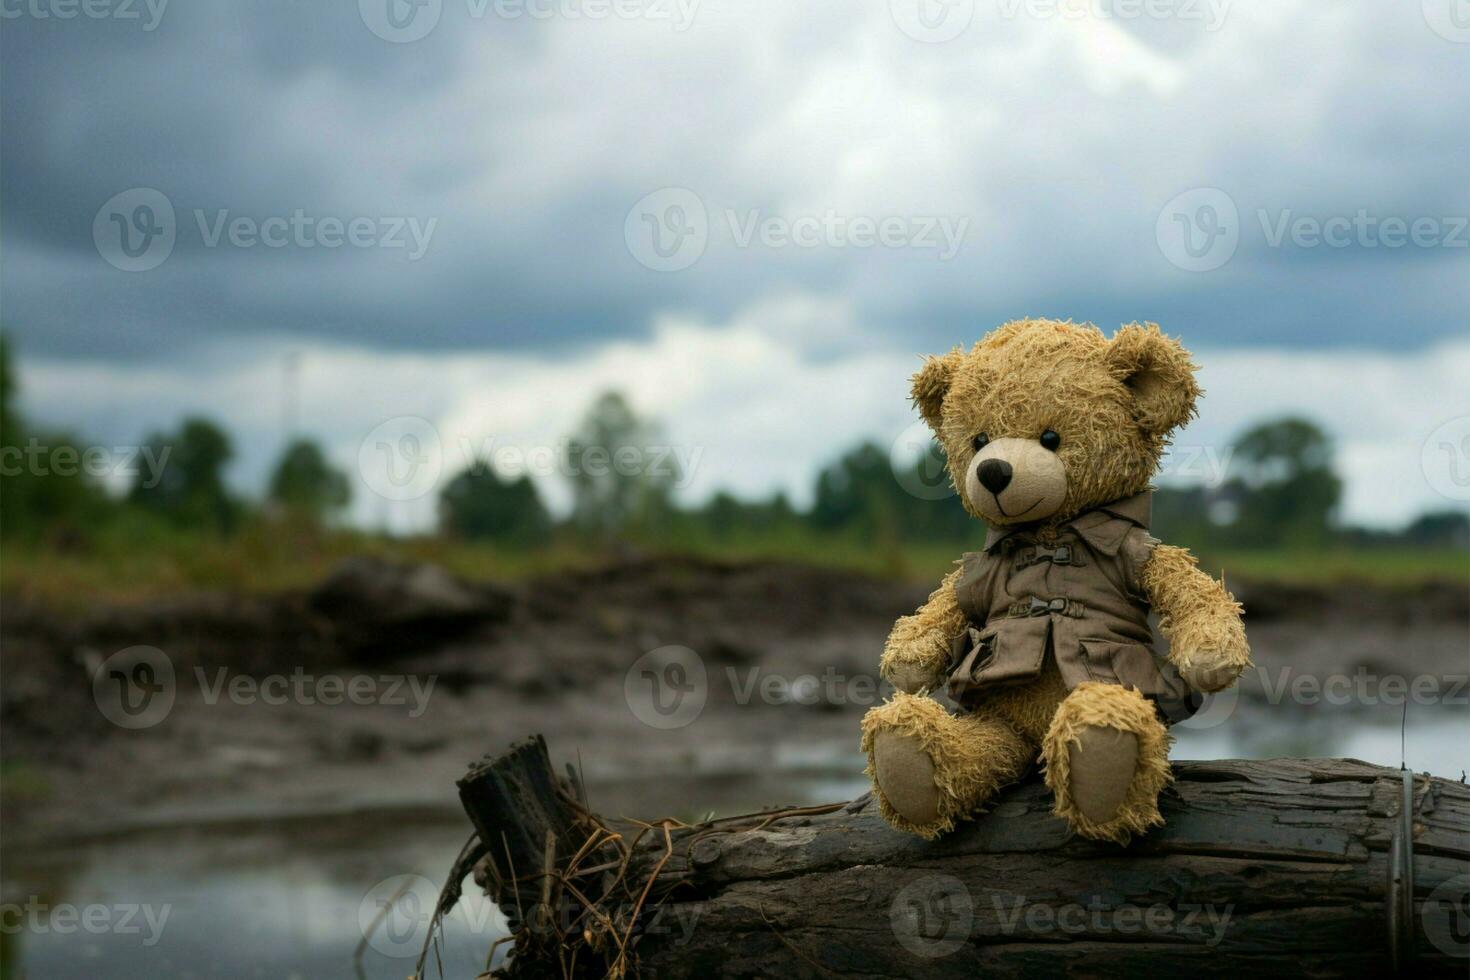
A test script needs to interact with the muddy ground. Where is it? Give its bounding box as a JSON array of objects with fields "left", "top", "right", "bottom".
[{"left": 2, "top": 555, "right": 1466, "bottom": 843}]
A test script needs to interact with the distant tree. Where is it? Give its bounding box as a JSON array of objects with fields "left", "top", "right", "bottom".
[
  {"left": 697, "top": 489, "right": 802, "bottom": 540},
  {"left": 1227, "top": 417, "right": 1341, "bottom": 548},
  {"left": 268, "top": 438, "right": 350, "bottom": 521},
  {"left": 129, "top": 417, "right": 238, "bottom": 532},
  {"left": 1401, "top": 510, "right": 1470, "bottom": 550},
  {"left": 0, "top": 333, "right": 111, "bottom": 541},
  {"left": 565, "top": 392, "right": 679, "bottom": 537},
  {"left": 0, "top": 333, "right": 19, "bottom": 450},
  {"left": 439, "top": 462, "right": 551, "bottom": 545},
  {"left": 810, "top": 443, "right": 895, "bottom": 533},
  {"left": 807, "top": 440, "right": 976, "bottom": 545},
  {"left": 897, "top": 442, "right": 977, "bottom": 543}
]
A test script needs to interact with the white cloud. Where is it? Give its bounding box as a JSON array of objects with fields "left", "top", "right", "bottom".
[{"left": 20, "top": 303, "right": 1468, "bottom": 533}]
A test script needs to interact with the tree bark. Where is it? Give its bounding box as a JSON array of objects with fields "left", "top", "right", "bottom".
[{"left": 459, "top": 737, "right": 1469, "bottom": 978}]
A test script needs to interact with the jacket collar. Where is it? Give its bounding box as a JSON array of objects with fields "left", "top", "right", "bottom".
[{"left": 983, "top": 491, "right": 1152, "bottom": 556}]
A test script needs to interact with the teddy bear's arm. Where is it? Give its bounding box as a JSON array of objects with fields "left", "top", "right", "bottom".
[
  {"left": 879, "top": 565, "right": 968, "bottom": 694},
  {"left": 1140, "top": 544, "right": 1251, "bottom": 693}
]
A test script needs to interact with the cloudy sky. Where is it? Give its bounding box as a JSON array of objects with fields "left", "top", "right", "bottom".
[{"left": 3, "top": 0, "right": 1467, "bottom": 530}]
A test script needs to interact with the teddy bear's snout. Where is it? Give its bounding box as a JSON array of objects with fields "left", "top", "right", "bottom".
[
  {"left": 965, "top": 437, "right": 1070, "bottom": 524},
  {"left": 977, "top": 458, "right": 1013, "bottom": 495}
]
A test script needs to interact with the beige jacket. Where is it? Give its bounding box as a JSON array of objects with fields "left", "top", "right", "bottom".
[{"left": 947, "top": 492, "right": 1198, "bottom": 724}]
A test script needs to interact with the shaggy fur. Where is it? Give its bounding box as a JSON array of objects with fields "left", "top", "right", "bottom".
[
  {"left": 861, "top": 692, "right": 1032, "bottom": 839},
  {"left": 1142, "top": 544, "right": 1251, "bottom": 690},
  {"left": 862, "top": 318, "right": 1250, "bottom": 843},
  {"left": 878, "top": 565, "right": 966, "bottom": 692},
  {"left": 914, "top": 319, "right": 1200, "bottom": 524},
  {"left": 1042, "top": 682, "right": 1173, "bottom": 845}
]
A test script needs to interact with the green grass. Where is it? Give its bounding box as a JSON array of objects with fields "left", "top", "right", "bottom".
[
  {"left": 1195, "top": 547, "right": 1469, "bottom": 588},
  {"left": 0, "top": 761, "right": 52, "bottom": 804},
  {"left": 2, "top": 519, "right": 1463, "bottom": 606}
]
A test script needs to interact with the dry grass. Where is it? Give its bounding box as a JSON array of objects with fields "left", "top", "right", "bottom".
[{"left": 2, "top": 522, "right": 1463, "bottom": 609}]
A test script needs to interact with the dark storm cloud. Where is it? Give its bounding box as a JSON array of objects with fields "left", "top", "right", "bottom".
[{"left": 1, "top": 0, "right": 1466, "bottom": 362}]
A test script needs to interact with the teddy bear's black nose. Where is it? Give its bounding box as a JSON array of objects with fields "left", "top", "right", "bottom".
[{"left": 977, "top": 458, "right": 1013, "bottom": 495}]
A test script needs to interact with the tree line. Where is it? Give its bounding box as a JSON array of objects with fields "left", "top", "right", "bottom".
[{"left": 2, "top": 336, "right": 1464, "bottom": 554}]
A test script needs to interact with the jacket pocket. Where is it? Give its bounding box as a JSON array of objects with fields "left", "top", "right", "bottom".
[
  {"left": 1075, "top": 638, "right": 1200, "bottom": 724},
  {"left": 948, "top": 616, "right": 1051, "bottom": 703},
  {"left": 1077, "top": 638, "right": 1162, "bottom": 692}
]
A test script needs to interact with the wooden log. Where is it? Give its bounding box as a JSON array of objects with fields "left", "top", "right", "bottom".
[{"left": 457, "top": 739, "right": 1470, "bottom": 978}]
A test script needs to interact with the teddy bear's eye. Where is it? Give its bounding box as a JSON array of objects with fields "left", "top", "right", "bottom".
[
  {"left": 1039, "top": 430, "right": 1061, "bottom": 452},
  {"left": 971, "top": 433, "right": 989, "bottom": 452}
]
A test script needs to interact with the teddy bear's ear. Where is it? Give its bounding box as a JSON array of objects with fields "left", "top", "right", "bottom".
[
  {"left": 911, "top": 348, "right": 964, "bottom": 430},
  {"left": 1105, "top": 323, "right": 1201, "bottom": 437}
]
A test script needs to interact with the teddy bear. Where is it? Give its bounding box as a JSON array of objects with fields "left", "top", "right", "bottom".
[{"left": 860, "top": 318, "right": 1250, "bottom": 845}]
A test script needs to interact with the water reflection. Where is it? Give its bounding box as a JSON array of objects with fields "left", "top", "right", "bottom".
[
  {"left": 3, "top": 705, "right": 1463, "bottom": 978},
  {"left": 1, "top": 812, "right": 505, "bottom": 980}
]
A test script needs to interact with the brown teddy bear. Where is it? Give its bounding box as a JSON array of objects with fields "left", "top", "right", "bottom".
[{"left": 861, "top": 318, "right": 1250, "bottom": 844}]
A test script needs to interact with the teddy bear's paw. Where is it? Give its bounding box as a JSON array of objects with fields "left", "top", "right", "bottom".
[
  {"left": 1178, "top": 658, "right": 1244, "bottom": 693},
  {"left": 871, "top": 731, "right": 943, "bottom": 829},
  {"left": 1065, "top": 725, "right": 1138, "bottom": 824},
  {"left": 882, "top": 661, "right": 943, "bottom": 695}
]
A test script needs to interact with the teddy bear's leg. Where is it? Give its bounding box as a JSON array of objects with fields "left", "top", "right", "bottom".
[
  {"left": 861, "top": 691, "right": 1033, "bottom": 839},
  {"left": 1042, "top": 682, "right": 1172, "bottom": 845}
]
